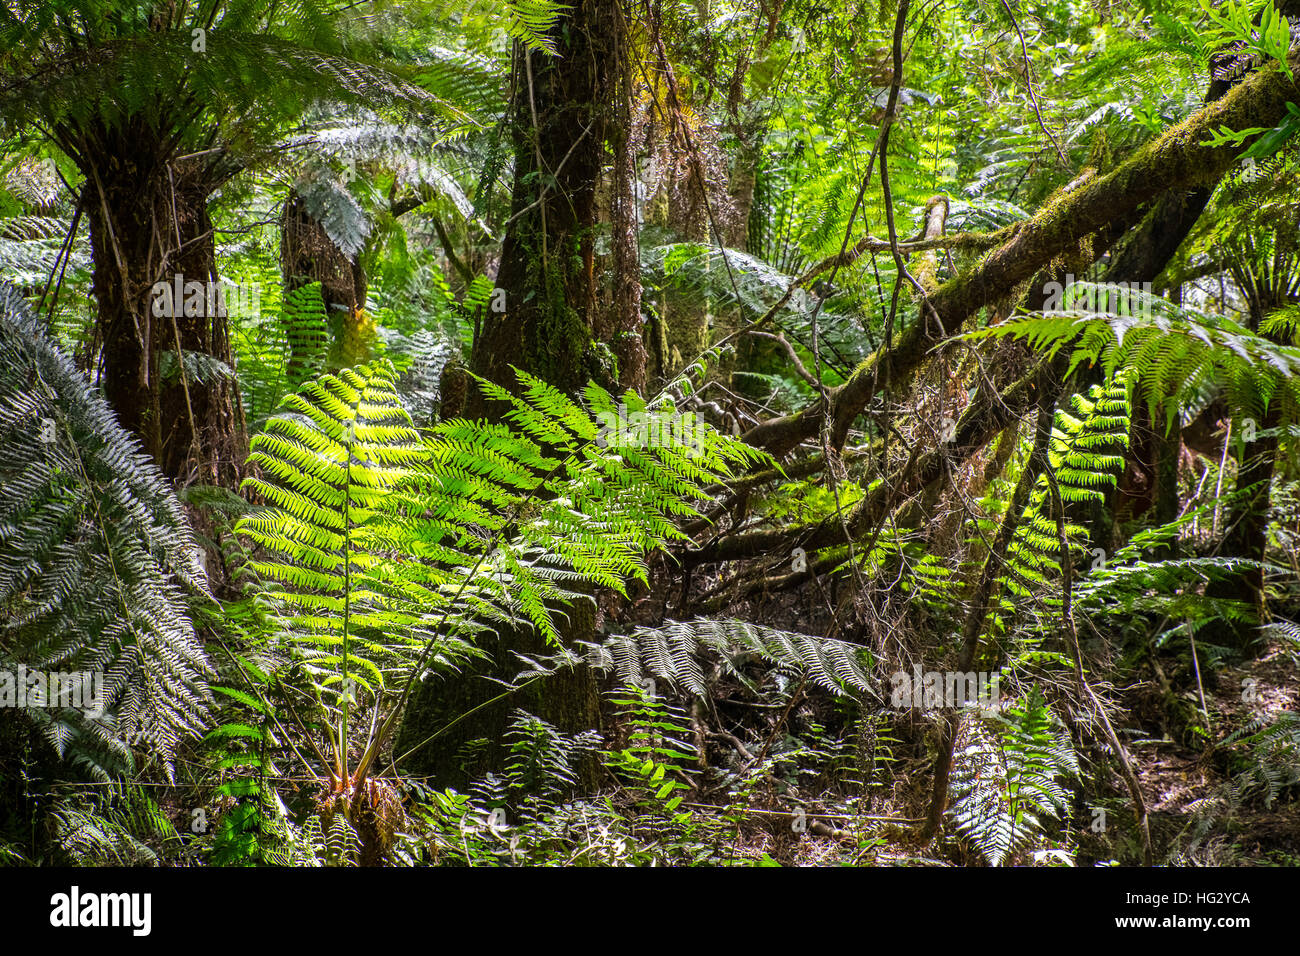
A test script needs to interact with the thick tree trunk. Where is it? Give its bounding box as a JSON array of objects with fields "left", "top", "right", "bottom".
[
  {"left": 159, "top": 168, "right": 247, "bottom": 486},
  {"left": 402, "top": 0, "right": 641, "bottom": 790},
  {"left": 469, "top": 0, "right": 642, "bottom": 407},
  {"left": 82, "top": 122, "right": 246, "bottom": 490}
]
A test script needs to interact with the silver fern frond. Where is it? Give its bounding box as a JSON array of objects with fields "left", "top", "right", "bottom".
[{"left": 0, "top": 283, "right": 213, "bottom": 780}]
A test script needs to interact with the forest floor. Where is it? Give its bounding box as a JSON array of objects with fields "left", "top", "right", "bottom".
[
  {"left": 655, "top": 550, "right": 1300, "bottom": 867},
  {"left": 1125, "top": 642, "right": 1300, "bottom": 866}
]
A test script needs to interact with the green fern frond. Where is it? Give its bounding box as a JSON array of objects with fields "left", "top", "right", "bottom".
[
  {"left": 48, "top": 783, "right": 183, "bottom": 866},
  {"left": 238, "top": 359, "right": 440, "bottom": 696},
  {"left": 291, "top": 171, "right": 373, "bottom": 260},
  {"left": 237, "top": 361, "right": 760, "bottom": 788},
  {"left": 1223, "top": 712, "right": 1300, "bottom": 808},
  {"left": 970, "top": 287, "right": 1300, "bottom": 432},
  {"left": 1076, "top": 494, "right": 1270, "bottom": 630},
  {"left": 502, "top": 709, "right": 602, "bottom": 800},
  {"left": 949, "top": 687, "right": 1077, "bottom": 866},
  {"left": 0, "top": 25, "right": 464, "bottom": 138},
  {"left": 985, "top": 373, "right": 1131, "bottom": 641},
  {"left": 283, "top": 282, "right": 330, "bottom": 390}
]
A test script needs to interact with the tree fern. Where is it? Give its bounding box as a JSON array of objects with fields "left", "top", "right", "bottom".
[
  {"left": 236, "top": 359, "right": 460, "bottom": 783},
  {"left": 291, "top": 169, "right": 374, "bottom": 261},
  {"left": 643, "top": 242, "right": 806, "bottom": 326},
  {"left": 416, "top": 0, "right": 571, "bottom": 55},
  {"left": 382, "top": 327, "right": 460, "bottom": 428},
  {"left": 0, "top": 283, "right": 211, "bottom": 779},
  {"left": 0, "top": 13, "right": 465, "bottom": 140},
  {"left": 303, "top": 109, "right": 491, "bottom": 226}
]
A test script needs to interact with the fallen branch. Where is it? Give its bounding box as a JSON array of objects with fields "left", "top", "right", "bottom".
[{"left": 691, "top": 353, "right": 1061, "bottom": 566}]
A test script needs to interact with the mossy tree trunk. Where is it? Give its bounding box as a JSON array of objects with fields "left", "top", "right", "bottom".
[
  {"left": 393, "top": 599, "right": 604, "bottom": 792},
  {"left": 468, "top": 0, "right": 642, "bottom": 408},
  {"left": 403, "top": 1, "right": 642, "bottom": 791},
  {"left": 646, "top": 133, "right": 711, "bottom": 385}
]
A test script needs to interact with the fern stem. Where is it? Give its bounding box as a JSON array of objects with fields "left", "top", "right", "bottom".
[
  {"left": 922, "top": 370, "right": 1060, "bottom": 841},
  {"left": 1212, "top": 419, "right": 1232, "bottom": 538},
  {"left": 340, "top": 423, "right": 352, "bottom": 787},
  {"left": 1188, "top": 625, "right": 1212, "bottom": 722}
]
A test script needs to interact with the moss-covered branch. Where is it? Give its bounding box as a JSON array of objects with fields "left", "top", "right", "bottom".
[{"left": 741, "top": 53, "right": 1300, "bottom": 459}]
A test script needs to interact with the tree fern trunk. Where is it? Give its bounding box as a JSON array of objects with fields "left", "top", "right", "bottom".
[
  {"left": 83, "top": 125, "right": 246, "bottom": 489},
  {"left": 279, "top": 190, "right": 373, "bottom": 371},
  {"left": 160, "top": 163, "right": 248, "bottom": 488},
  {"left": 426, "top": 0, "right": 643, "bottom": 783}
]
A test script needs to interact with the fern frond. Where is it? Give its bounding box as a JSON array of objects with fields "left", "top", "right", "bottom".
[
  {"left": 0, "top": 27, "right": 465, "bottom": 138},
  {"left": 595, "top": 618, "right": 876, "bottom": 698},
  {"left": 986, "top": 373, "right": 1131, "bottom": 642},
  {"left": 0, "top": 283, "right": 211, "bottom": 778},
  {"left": 949, "top": 687, "right": 1077, "bottom": 865},
  {"left": 970, "top": 288, "right": 1300, "bottom": 431}
]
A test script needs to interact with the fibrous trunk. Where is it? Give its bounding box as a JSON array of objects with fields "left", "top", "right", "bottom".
[
  {"left": 470, "top": 0, "right": 643, "bottom": 405},
  {"left": 403, "top": 0, "right": 643, "bottom": 790},
  {"left": 82, "top": 120, "right": 246, "bottom": 490}
]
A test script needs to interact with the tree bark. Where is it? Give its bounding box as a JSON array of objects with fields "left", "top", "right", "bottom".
[
  {"left": 393, "top": 600, "right": 604, "bottom": 792},
  {"left": 280, "top": 190, "right": 373, "bottom": 372},
  {"left": 402, "top": 0, "right": 642, "bottom": 790},
  {"left": 469, "top": 0, "right": 642, "bottom": 407},
  {"left": 81, "top": 120, "right": 246, "bottom": 490}
]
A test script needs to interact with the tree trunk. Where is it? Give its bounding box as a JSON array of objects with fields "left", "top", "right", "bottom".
[
  {"left": 82, "top": 121, "right": 246, "bottom": 490},
  {"left": 646, "top": 128, "right": 711, "bottom": 385},
  {"left": 402, "top": 0, "right": 641, "bottom": 790},
  {"left": 469, "top": 0, "right": 641, "bottom": 407},
  {"left": 280, "top": 190, "right": 374, "bottom": 372}
]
